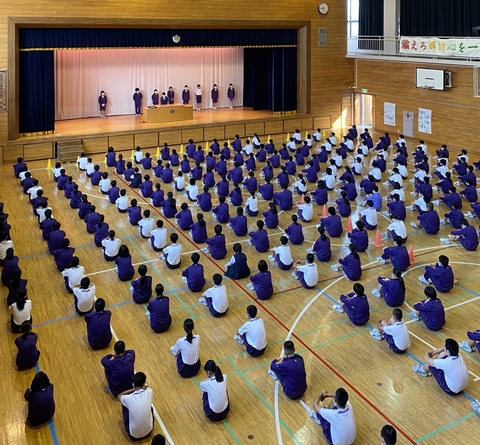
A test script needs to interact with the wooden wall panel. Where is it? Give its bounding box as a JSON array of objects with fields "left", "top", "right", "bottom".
[
  {"left": 284, "top": 118, "right": 302, "bottom": 131},
  {"left": 3, "top": 145, "right": 23, "bottom": 163},
  {"left": 204, "top": 125, "right": 225, "bottom": 142},
  {"left": 109, "top": 134, "right": 134, "bottom": 150},
  {"left": 265, "top": 121, "right": 284, "bottom": 135},
  {"left": 134, "top": 132, "right": 158, "bottom": 148},
  {"left": 181, "top": 128, "right": 204, "bottom": 143},
  {"left": 23, "top": 142, "right": 54, "bottom": 161},
  {"left": 82, "top": 137, "right": 108, "bottom": 154},
  {"left": 356, "top": 59, "right": 480, "bottom": 154},
  {"left": 159, "top": 129, "right": 181, "bottom": 144},
  {"left": 301, "top": 117, "right": 314, "bottom": 132},
  {"left": 245, "top": 122, "right": 265, "bottom": 137},
  {"left": 314, "top": 116, "right": 332, "bottom": 129},
  {"left": 225, "top": 124, "right": 245, "bottom": 138}
]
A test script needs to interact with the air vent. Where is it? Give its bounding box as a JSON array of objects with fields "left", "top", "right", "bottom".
[{"left": 318, "top": 28, "right": 327, "bottom": 47}]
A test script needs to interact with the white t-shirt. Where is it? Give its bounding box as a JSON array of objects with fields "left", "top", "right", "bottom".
[
  {"left": 287, "top": 141, "right": 296, "bottom": 151},
  {"left": 85, "top": 163, "right": 95, "bottom": 175},
  {"left": 186, "top": 184, "right": 199, "bottom": 200},
  {"left": 294, "top": 180, "right": 307, "bottom": 193},
  {"left": 362, "top": 207, "right": 378, "bottom": 226},
  {"left": 27, "top": 186, "right": 42, "bottom": 200},
  {"left": 52, "top": 167, "right": 62, "bottom": 178},
  {"left": 9, "top": 300, "right": 32, "bottom": 325},
  {"left": 78, "top": 157, "right": 88, "bottom": 169},
  {"left": 200, "top": 376, "right": 229, "bottom": 414},
  {"left": 164, "top": 243, "right": 182, "bottom": 265},
  {"left": 245, "top": 196, "right": 258, "bottom": 212},
  {"left": 273, "top": 245, "right": 293, "bottom": 266},
  {"left": 171, "top": 335, "right": 200, "bottom": 365},
  {"left": 397, "top": 164, "right": 408, "bottom": 178},
  {"left": 101, "top": 238, "right": 121, "bottom": 257},
  {"left": 389, "top": 173, "right": 403, "bottom": 186},
  {"left": 121, "top": 387, "right": 154, "bottom": 439},
  {"left": 204, "top": 285, "right": 228, "bottom": 313},
  {"left": 99, "top": 178, "right": 111, "bottom": 193},
  {"left": 37, "top": 207, "right": 53, "bottom": 223},
  {"left": 345, "top": 139, "right": 354, "bottom": 151},
  {"left": 244, "top": 144, "right": 253, "bottom": 155},
  {"left": 332, "top": 154, "right": 342, "bottom": 167},
  {"left": 313, "top": 131, "right": 322, "bottom": 141},
  {"left": 370, "top": 167, "right": 381, "bottom": 181},
  {"left": 352, "top": 161, "right": 363, "bottom": 175},
  {"left": 433, "top": 355, "right": 469, "bottom": 394},
  {"left": 115, "top": 196, "right": 129, "bottom": 211},
  {"left": 150, "top": 228, "right": 167, "bottom": 249},
  {"left": 323, "top": 174, "right": 336, "bottom": 190},
  {"left": 0, "top": 240, "right": 14, "bottom": 260},
  {"left": 297, "top": 262, "right": 318, "bottom": 287},
  {"left": 73, "top": 285, "right": 95, "bottom": 313},
  {"left": 387, "top": 220, "right": 407, "bottom": 239},
  {"left": 414, "top": 170, "right": 427, "bottom": 182},
  {"left": 391, "top": 188, "right": 405, "bottom": 202},
  {"left": 138, "top": 218, "right": 155, "bottom": 237},
  {"left": 134, "top": 151, "right": 143, "bottom": 163},
  {"left": 298, "top": 203, "right": 313, "bottom": 221},
  {"left": 414, "top": 197, "right": 428, "bottom": 212},
  {"left": 383, "top": 321, "right": 410, "bottom": 351},
  {"left": 238, "top": 318, "right": 267, "bottom": 350},
  {"left": 320, "top": 402, "right": 356, "bottom": 445},
  {"left": 175, "top": 176, "right": 185, "bottom": 190},
  {"left": 61, "top": 266, "right": 85, "bottom": 289}
]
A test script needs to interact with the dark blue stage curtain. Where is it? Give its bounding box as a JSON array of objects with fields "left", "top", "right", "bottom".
[
  {"left": 244, "top": 48, "right": 297, "bottom": 112},
  {"left": 400, "top": 0, "right": 480, "bottom": 37},
  {"left": 19, "top": 51, "right": 55, "bottom": 134},
  {"left": 20, "top": 28, "right": 297, "bottom": 49}
]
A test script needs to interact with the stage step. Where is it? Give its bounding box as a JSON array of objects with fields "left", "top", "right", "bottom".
[{"left": 57, "top": 139, "right": 83, "bottom": 163}]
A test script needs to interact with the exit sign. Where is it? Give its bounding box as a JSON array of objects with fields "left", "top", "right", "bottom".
[{"left": 361, "top": 88, "right": 368, "bottom": 93}]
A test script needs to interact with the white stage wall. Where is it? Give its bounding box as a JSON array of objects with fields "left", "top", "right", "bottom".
[{"left": 55, "top": 48, "right": 244, "bottom": 120}]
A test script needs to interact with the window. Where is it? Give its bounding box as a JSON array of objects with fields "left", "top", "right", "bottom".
[{"left": 348, "top": 0, "right": 359, "bottom": 37}]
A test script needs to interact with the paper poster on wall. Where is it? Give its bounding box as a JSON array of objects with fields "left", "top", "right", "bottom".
[
  {"left": 384, "top": 102, "right": 396, "bottom": 126},
  {"left": 418, "top": 108, "right": 432, "bottom": 134}
]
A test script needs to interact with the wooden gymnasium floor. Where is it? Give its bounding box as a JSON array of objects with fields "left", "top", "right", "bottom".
[{"left": 1, "top": 139, "right": 480, "bottom": 445}]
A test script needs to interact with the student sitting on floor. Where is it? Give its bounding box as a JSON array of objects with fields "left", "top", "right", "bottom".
[
  {"left": 182, "top": 253, "right": 206, "bottom": 292},
  {"left": 170, "top": 318, "right": 201, "bottom": 378},
  {"left": 440, "top": 218, "right": 479, "bottom": 251},
  {"left": 370, "top": 308, "right": 410, "bottom": 354},
  {"left": 224, "top": 243, "right": 250, "bottom": 279},
  {"left": 199, "top": 274, "right": 228, "bottom": 317},
  {"left": 292, "top": 253, "right": 318, "bottom": 289},
  {"left": 247, "top": 260, "right": 273, "bottom": 300},
  {"left": 331, "top": 244, "right": 362, "bottom": 281},
  {"left": 408, "top": 286, "right": 445, "bottom": 331},
  {"left": 234, "top": 305, "right": 267, "bottom": 357},
  {"left": 247, "top": 220, "right": 269, "bottom": 253},
  {"left": 130, "top": 265, "right": 152, "bottom": 304},
  {"left": 412, "top": 338, "right": 469, "bottom": 396},
  {"left": 160, "top": 233, "right": 182, "bottom": 269},
  {"left": 372, "top": 268, "right": 405, "bottom": 307},
  {"left": 377, "top": 236, "right": 410, "bottom": 272},
  {"left": 418, "top": 255, "right": 455, "bottom": 293},
  {"left": 333, "top": 282, "right": 369, "bottom": 326},
  {"left": 268, "top": 236, "right": 293, "bottom": 270}
]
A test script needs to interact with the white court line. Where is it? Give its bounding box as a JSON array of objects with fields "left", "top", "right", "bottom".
[
  {"left": 274, "top": 381, "right": 283, "bottom": 445},
  {"left": 109, "top": 324, "right": 175, "bottom": 444}
]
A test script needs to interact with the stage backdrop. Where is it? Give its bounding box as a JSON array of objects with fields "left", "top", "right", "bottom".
[{"left": 55, "top": 48, "right": 244, "bottom": 120}]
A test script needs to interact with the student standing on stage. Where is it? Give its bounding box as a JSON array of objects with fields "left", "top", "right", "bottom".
[
  {"left": 182, "top": 253, "right": 206, "bottom": 292},
  {"left": 147, "top": 284, "right": 172, "bottom": 333},
  {"left": 152, "top": 89, "right": 159, "bottom": 105},
  {"left": 133, "top": 88, "right": 142, "bottom": 115},
  {"left": 195, "top": 84, "right": 202, "bottom": 111},
  {"left": 227, "top": 83, "right": 235, "bottom": 108},
  {"left": 170, "top": 318, "right": 201, "bottom": 377},
  {"left": 418, "top": 255, "right": 455, "bottom": 292},
  {"left": 248, "top": 260, "right": 273, "bottom": 300},
  {"left": 182, "top": 85, "right": 190, "bottom": 105},
  {"left": 308, "top": 388, "right": 356, "bottom": 445},
  {"left": 372, "top": 268, "right": 406, "bottom": 307},
  {"left": 167, "top": 86, "right": 174, "bottom": 104},
  {"left": 234, "top": 305, "right": 267, "bottom": 357},
  {"left": 333, "top": 283, "right": 369, "bottom": 326},
  {"left": 211, "top": 84, "right": 219, "bottom": 110},
  {"left": 200, "top": 360, "right": 230, "bottom": 421},
  {"left": 101, "top": 340, "right": 135, "bottom": 396},
  {"left": 84, "top": 298, "right": 112, "bottom": 349},
  {"left": 118, "top": 372, "right": 154, "bottom": 441},
  {"left": 98, "top": 90, "right": 107, "bottom": 118},
  {"left": 408, "top": 286, "right": 445, "bottom": 330},
  {"left": 199, "top": 273, "right": 228, "bottom": 317},
  {"left": 412, "top": 338, "right": 469, "bottom": 396},
  {"left": 370, "top": 308, "right": 410, "bottom": 354},
  {"left": 24, "top": 372, "right": 55, "bottom": 426},
  {"left": 15, "top": 321, "right": 40, "bottom": 370},
  {"left": 269, "top": 341, "right": 307, "bottom": 400}
]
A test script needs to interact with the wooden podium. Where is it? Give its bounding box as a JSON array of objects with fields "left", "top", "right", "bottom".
[{"left": 143, "top": 104, "right": 193, "bottom": 123}]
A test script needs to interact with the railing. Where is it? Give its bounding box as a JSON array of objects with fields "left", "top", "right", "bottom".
[{"left": 347, "top": 36, "right": 480, "bottom": 62}]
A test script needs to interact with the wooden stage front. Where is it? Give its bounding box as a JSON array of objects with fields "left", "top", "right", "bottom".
[{"left": 5, "top": 107, "right": 326, "bottom": 165}]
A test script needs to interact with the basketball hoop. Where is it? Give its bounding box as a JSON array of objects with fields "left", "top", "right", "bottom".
[{"left": 419, "top": 86, "right": 432, "bottom": 95}]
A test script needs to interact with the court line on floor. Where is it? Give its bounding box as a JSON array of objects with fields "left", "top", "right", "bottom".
[{"left": 415, "top": 412, "right": 476, "bottom": 443}]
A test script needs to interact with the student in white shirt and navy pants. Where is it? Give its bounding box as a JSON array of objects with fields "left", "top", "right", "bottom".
[
  {"left": 200, "top": 360, "right": 230, "bottom": 421},
  {"left": 170, "top": 318, "right": 201, "bottom": 378},
  {"left": 234, "top": 305, "right": 267, "bottom": 357}
]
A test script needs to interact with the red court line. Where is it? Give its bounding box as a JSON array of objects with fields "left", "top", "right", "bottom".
[{"left": 114, "top": 172, "right": 418, "bottom": 444}]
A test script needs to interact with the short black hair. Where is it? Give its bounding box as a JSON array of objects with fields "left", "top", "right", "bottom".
[
  {"left": 381, "top": 425, "right": 397, "bottom": 445},
  {"left": 335, "top": 388, "right": 348, "bottom": 408}
]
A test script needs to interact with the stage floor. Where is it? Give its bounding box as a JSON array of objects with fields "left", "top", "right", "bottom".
[{"left": 50, "top": 107, "right": 276, "bottom": 139}]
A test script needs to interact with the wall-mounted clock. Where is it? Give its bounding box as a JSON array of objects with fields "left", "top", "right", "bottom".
[{"left": 318, "top": 2, "right": 329, "bottom": 15}]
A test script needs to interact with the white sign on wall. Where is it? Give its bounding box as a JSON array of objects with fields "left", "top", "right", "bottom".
[
  {"left": 418, "top": 108, "right": 432, "bottom": 134},
  {"left": 384, "top": 102, "right": 395, "bottom": 126}
]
